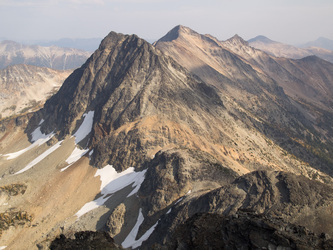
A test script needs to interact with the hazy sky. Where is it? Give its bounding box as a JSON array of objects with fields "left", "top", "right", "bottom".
[{"left": 0, "top": 0, "right": 332, "bottom": 44}]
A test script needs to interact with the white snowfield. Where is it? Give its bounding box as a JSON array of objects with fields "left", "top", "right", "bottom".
[
  {"left": 74, "top": 165, "right": 154, "bottom": 249},
  {"left": 61, "top": 111, "right": 95, "bottom": 172},
  {"left": 122, "top": 208, "right": 159, "bottom": 249},
  {"left": 60, "top": 147, "right": 89, "bottom": 172},
  {"left": 72, "top": 111, "right": 94, "bottom": 144},
  {"left": 4, "top": 122, "right": 54, "bottom": 160},
  {"left": 75, "top": 165, "right": 147, "bottom": 218},
  {"left": 14, "top": 140, "right": 63, "bottom": 175}
]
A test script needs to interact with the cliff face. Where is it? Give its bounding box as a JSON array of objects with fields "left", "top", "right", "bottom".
[
  {"left": 142, "top": 170, "right": 333, "bottom": 248},
  {"left": 167, "top": 212, "right": 333, "bottom": 250}
]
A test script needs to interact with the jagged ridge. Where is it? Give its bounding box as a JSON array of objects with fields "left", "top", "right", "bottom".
[{"left": 29, "top": 31, "right": 225, "bottom": 171}]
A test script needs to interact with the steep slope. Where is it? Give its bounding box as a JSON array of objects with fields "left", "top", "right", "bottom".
[
  {"left": 0, "top": 40, "right": 91, "bottom": 70},
  {"left": 249, "top": 35, "right": 333, "bottom": 63},
  {"left": 155, "top": 25, "right": 333, "bottom": 176},
  {"left": 225, "top": 35, "right": 333, "bottom": 111},
  {"left": 0, "top": 64, "right": 71, "bottom": 118},
  {"left": 142, "top": 170, "right": 333, "bottom": 248}
]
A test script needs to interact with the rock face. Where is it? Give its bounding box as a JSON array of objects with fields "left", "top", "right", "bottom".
[
  {"left": 167, "top": 212, "right": 333, "bottom": 250},
  {"left": 50, "top": 231, "right": 122, "bottom": 249},
  {"left": 141, "top": 170, "right": 333, "bottom": 248},
  {"left": 139, "top": 148, "right": 237, "bottom": 216},
  {"left": 0, "top": 40, "right": 91, "bottom": 70},
  {"left": 107, "top": 203, "right": 126, "bottom": 237}
]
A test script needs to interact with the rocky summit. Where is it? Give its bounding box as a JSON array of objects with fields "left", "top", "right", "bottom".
[{"left": 0, "top": 26, "right": 332, "bottom": 249}]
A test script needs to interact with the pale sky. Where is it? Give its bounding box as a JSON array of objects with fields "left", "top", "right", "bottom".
[{"left": 0, "top": 0, "right": 332, "bottom": 44}]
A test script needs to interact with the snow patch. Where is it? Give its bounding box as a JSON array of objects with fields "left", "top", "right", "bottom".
[
  {"left": 14, "top": 141, "right": 63, "bottom": 175},
  {"left": 31, "top": 126, "right": 53, "bottom": 143},
  {"left": 4, "top": 126, "right": 54, "bottom": 160},
  {"left": 60, "top": 111, "right": 95, "bottom": 172},
  {"left": 60, "top": 147, "right": 89, "bottom": 172},
  {"left": 38, "top": 119, "right": 44, "bottom": 126},
  {"left": 0, "top": 246, "right": 7, "bottom": 250},
  {"left": 89, "top": 149, "right": 94, "bottom": 160},
  {"left": 75, "top": 165, "right": 147, "bottom": 218},
  {"left": 174, "top": 197, "right": 183, "bottom": 205},
  {"left": 73, "top": 111, "right": 94, "bottom": 144},
  {"left": 122, "top": 209, "right": 158, "bottom": 249}
]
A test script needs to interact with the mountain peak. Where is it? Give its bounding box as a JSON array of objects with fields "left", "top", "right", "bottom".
[
  {"left": 248, "top": 35, "right": 276, "bottom": 44},
  {"left": 157, "top": 25, "right": 197, "bottom": 42},
  {"left": 98, "top": 31, "right": 141, "bottom": 50},
  {"left": 225, "top": 34, "right": 249, "bottom": 46}
]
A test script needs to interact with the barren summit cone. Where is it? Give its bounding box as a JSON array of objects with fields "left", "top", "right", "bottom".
[{"left": 29, "top": 30, "right": 225, "bottom": 171}]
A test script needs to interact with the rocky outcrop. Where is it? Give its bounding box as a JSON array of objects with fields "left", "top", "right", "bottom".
[
  {"left": 142, "top": 170, "right": 333, "bottom": 248},
  {"left": 50, "top": 231, "right": 122, "bottom": 249},
  {"left": 166, "top": 212, "right": 333, "bottom": 250},
  {"left": 106, "top": 203, "right": 126, "bottom": 237},
  {"left": 139, "top": 148, "right": 237, "bottom": 217}
]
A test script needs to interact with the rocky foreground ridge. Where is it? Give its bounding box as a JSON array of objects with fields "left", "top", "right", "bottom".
[{"left": 0, "top": 26, "right": 332, "bottom": 249}]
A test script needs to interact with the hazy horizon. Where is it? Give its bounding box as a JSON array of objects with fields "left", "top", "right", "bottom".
[{"left": 1, "top": 0, "right": 332, "bottom": 45}]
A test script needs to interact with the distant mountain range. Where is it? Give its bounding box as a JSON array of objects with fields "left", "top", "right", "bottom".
[
  {"left": 0, "top": 40, "right": 92, "bottom": 70},
  {"left": 300, "top": 37, "right": 333, "bottom": 51},
  {"left": 249, "top": 35, "right": 333, "bottom": 63},
  {"left": 0, "top": 64, "right": 71, "bottom": 118},
  {"left": 38, "top": 38, "right": 102, "bottom": 52}
]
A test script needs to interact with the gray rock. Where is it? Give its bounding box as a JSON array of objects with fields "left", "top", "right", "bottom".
[{"left": 106, "top": 203, "right": 126, "bottom": 237}]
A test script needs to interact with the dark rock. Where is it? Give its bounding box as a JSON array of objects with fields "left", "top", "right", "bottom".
[
  {"left": 165, "top": 212, "right": 333, "bottom": 250},
  {"left": 50, "top": 231, "right": 122, "bottom": 250},
  {"left": 142, "top": 170, "right": 333, "bottom": 248}
]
